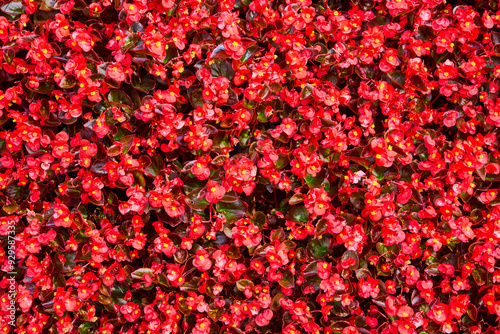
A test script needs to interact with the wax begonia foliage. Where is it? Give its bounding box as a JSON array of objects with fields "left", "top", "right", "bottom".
[{"left": 1, "top": 0, "right": 500, "bottom": 333}]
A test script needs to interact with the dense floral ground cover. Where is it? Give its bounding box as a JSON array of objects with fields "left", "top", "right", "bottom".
[{"left": 2, "top": 0, "right": 500, "bottom": 333}]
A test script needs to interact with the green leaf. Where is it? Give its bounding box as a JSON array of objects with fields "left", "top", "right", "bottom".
[
  {"left": 243, "top": 98, "right": 256, "bottom": 109},
  {"left": 240, "top": 45, "right": 260, "bottom": 64},
  {"left": 145, "top": 155, "right": 163, "bottom": 176},
  {"left": 178, "top": 299, "right": 191, "bottom": 315},
  {"left": 107, "top": 144, "right": 120, "bottom": 157},
  {"left": 180, "top": 277, "right": 201, "bottom": 293},
  {"left": 98, "top": 294, "right": 112, "bottom": 305},
  {"left": 54, "top": 251, "right": 77, "bottom": 272},
  {"left": 279, "top": 270, "right": 294, "bottom": 289},
  {"left": 369, "top": 15, "right": 390, "bottom": 26},
  {"left": 185, "top": 188, "right": 209, "bottom": 211},
  {"left": 3, "top": 200, "right": 18, "bottom": 214},
  {"left": 359, "top": 0, "right": 374, "bottom": 10},
  {"left": 208, "top": 304, "right": 224, "bottom": 321},
  {"left": 213, "top": 132, "right": 231, "bottom": 149},
  {"left": 227, "top": 245, "right": 241, "bottom": 259},
  {"left": 467, "top": 304, "right": 477, "bottom": 321},
  {"left": 305, "top": 168, "right": 326, "bottom": 188},
  {"left": 157, "top": 273, "right": 169, "bottom": 287},
  {"left": 66, "top": 188, "right": 80, "bottom": 200},
  {"left": 472, "top": 266, "right": 487, "bottom": 286},
  {"left": 270, "top": 228, "right": 285, "bottom": 242},
  {"left": 307, "top": 237, "right": 330, "bottom": 260},
  {"left": 341, "top": 250, "right": 359, "bottom": 270},
  {"left": 189, "top": 89, "right": 204, "bottom": 108},
  {"left": 470, "top": 209, "right": 483, "bottom": 223},
  {"left": 288, "top": 206, "right": 309, "bottom": 223},
  {"left": 78, "top": 322, "right": 96, "bottom": 334},
  {"left": 210, "top": 44, "right": 226, "bottom": 58},
  {"left": 269, "top": 82, "right": 282, "bottom": 93},
  {"left": 423, "top": 263, "right": 440, "bottom": 276},
  {"left": 275, "top": 154, "right": 290, "bottom": 169},
  {"left": 131, "top": 72, "right": 156, "bottom": 93},
  {"left": 5, "top": 184, "right": 24, "bottom": 201},
  {"left": 40, "top": 0, "right": 61, "bottom": 10},
  {"left": 355, "top": 315, "right": 367, "bottom": 328},
  {"left": 372, "top": 165, "right": 399, "bottom": 182},
  {"left": 302, "top": 262, "right": 318, "bottom": 276},
  {"left": 277, "top": 132, "right": 289, "bottom": 144},
  {"left": 131, "top": 22, "right": 145, "bottom": 33},
  {"left": 163, "top": 43, "right": 178, "bottom": 63},
  {"left": 1, "top": 2, "right": 25, "bottom": 16},
  {"left": 130, "top": 268, "right": 153, "bottom": 279},
  {"left": 409, "top": 75, "right": 427, "bottom": 92},
  {"left": 289, "top": 194, "right": 304, "bottom": 205},
  {"left": 33, "top": 82, "right": 55, "bottom": 94},
  {"left": 102, "top": 76, "right": 120, "bottom": 91},
  {"left": 121, "top": 34, "right": 140, "bottom": 53},
  {"left": 270, "top": 293, "right": 285, "bottom": 310},
  {"left": 113, "top": 126, "right": 132, "bottom": 141},
  {"left": 236, "top": 279, "right": 254, "bottom": 291},
  {"left": 315, "top": 219, "right": 328, "bottom": 238},
  {"left": 350, "top": 191, "right": 365, "bottom": 209},
  {"left": 239, "top": 129, "right": 251, "bottom": 147},
  {"left": 331, "top": 301, "right": 349, "bottom": 317},
  {"left": 59, "top": 74, "right": 77, "bottom": 89},
  {"left": 219, "top": 191, "right": 239, "bottom": 202},
  {"left": 259, "top": 84, "right": 271, "bottom": 100},
  {"left": 97, "top": 280, "right": 111, "bottom": 296},
  {"left": 174, "top": 249, "right": 188, "bottom": 263},
  {"left": 251, "top": 211, "right": 266, "bottom": 228},
  {"left": 416, "top": 26, "right": 434, "bottom": 40},
  {"left": 210, "top": 59, "right": 235, "bottom": 80},
  {"left": 108, "top": 90, "right": 133, "bottom": 108},
  {"left": 216, "top": 199, "right": 247, "bottom": 224},
  {"left": 120, "top": 135, "right": 135, "bottom": 155},
  {"left": 53, "top": 272, "right": 66, "bottom": 288},
  {"left": 487, "top": 198, "right": 500, "bottom": 206},
  {"left": 387, "top": 71, "right": 405, "bottom": 88},
  {"left": 257, "top": 107, "right": 270, "bottom": 123},
  {"left": 301, "top": 84, "right": 314, "bottom": 100},
  {"left": 283, "top": 240, "right": 296, "bottom": 249}
]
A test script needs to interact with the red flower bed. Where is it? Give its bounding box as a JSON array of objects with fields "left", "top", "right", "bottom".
[{"left": 1, "top": 0, "right": 500, "bottom": 333}]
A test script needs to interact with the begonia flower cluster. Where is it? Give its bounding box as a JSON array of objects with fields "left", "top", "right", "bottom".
[{"left": 1, "top": 0, "right": 500, "bottom": 333}]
